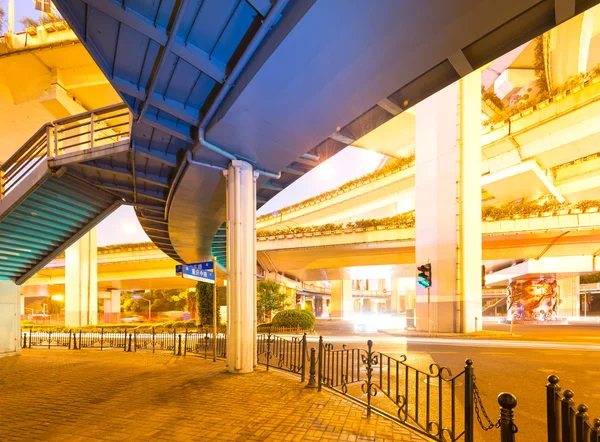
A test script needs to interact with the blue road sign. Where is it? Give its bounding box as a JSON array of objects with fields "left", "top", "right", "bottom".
[{"left": 175, "top": 261, "right": 215, "bottom": 284}]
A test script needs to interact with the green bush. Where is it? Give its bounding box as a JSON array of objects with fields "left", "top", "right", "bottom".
[
  {"left": 257, "top": 323, "right": 272, "bottom": 332},
  {"left": 271, "top": 309, "right": 316, "bottom": 330}
]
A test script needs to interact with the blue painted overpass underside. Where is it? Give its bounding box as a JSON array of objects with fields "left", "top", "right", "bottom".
[{"left": 50, "top": 0, "right": 600, "bottom": 272}]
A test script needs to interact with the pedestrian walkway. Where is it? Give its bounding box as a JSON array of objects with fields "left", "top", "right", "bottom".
[{"left": 0, "top": 350, "right": 426, "bottom": 441}]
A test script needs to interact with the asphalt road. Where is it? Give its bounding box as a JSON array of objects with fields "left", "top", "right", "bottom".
[{"left": 312, "top": 320, "right": 600, "bottom": 442}]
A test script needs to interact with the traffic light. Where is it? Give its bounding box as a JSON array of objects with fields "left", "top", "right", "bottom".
[{"left": 417, "top": 263, "right": 431, "bottom": 288}]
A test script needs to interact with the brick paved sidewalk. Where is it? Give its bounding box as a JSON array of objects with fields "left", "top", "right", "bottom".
[{"left": 0, "top": 350, "right": 426, "bottom": 442}]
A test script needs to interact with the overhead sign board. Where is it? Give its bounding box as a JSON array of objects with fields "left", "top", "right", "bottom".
[{"left": 176, "top": 262, "right": 215, "bottom": 284}]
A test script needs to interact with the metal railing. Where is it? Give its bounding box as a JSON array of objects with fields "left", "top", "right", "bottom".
[
  {"left": 22, "top": 327, "right": 226, "bottom": 358},
  {"left": 23, "top": 328, "right": 518, "bottom": 442},
  {"left": 257, "top": 332, "right": 306, "bottom": 380},
  {"left": 1, "top": 103, "right": 130, "bottom": 199},
  {"left": 316, "top": 338, "right": 475, "bottom": 442},
  {"left": 547, "top": 375, "right": 600, "bottom": 442}
]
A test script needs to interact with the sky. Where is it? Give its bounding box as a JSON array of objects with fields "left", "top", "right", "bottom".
[{"left": 9, "top": 0, "right": 40, "bottom": 32}]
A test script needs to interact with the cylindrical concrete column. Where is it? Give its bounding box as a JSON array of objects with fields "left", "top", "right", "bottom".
[
  {"left": 224, "top": 160, "right": 258, "bottom": 373},
  {"left": 330, "top": 280, "right": 353, "bottom": 319},
  {"left": 65, "top": 229, "right": 98, "bottom": 327},
  {"left": 0, "top": 280, "right": 20, "bottom": 357}
]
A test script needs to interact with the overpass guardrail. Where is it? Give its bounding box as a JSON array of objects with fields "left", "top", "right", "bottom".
[{"left": 0, "top": 103, "right": 130, "bottom": 199}]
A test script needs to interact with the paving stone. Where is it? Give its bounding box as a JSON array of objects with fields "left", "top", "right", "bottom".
[{"left": 0, "top": 350, "right": 425, "bottom": 441}]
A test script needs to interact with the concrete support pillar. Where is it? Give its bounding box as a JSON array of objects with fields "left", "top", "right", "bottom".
[
  {"left": 415, "top": 71, "right": 482, "bottom": 333},
  {"left": 102, "top": 290, "right": 121, "bottom": 323},
  {"left": 65, "top": 230, "right": 98, "bottom": 326},
  {"left": 0, "top": 280, "right": 20, "bottom": 357},
  {"left": 390, "top": 279, "right": 401, "bottom": 314},
  {"left": 224, "top": 160, "right": 258, "bottom": 374},
  {"left": 558, "top": 277, "right": 580, "bottom": 318},
  {"left": 330, "top": 280, "right": 353, "bottom": 319}
]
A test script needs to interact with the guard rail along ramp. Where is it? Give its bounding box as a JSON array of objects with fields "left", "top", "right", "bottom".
[{"left": 0, "top": 104, "right": 131, "bottom": 284}]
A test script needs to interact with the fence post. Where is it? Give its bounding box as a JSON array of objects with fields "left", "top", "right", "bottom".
[
  {"left": 45, "top": 124, "right": 52, "bottom": 158},
  {"left": 127, "top": 333, "right": 132, "bottom": 352},
  {"left": 547, "top": 375, "right": 560, "bottom": 442},
  {"left": 562, "top": 390, "right": 576, "bottom": 442},
  {"left": 266, "top": 328, "right": 272, "bottom": 372},
  {"left": 464, "top": 359, "right": 474, "bottom": 442},
  {"left": 152, "top": 327, "right": 155, "bottom": 354},
  {"left": 48, "top": 330, "right": 51, "bottom": 349},
  {"left": 53, "top": 124, "right": 58, "bottom": 156},
  {"left": 301, "top": 333, "right": 307, "bottom": 383},
  {"left": 318, "top": 336, "right": 323, "bottom": 392},
  {"left": 177, "top": 334, "right": 182, "bottom": 356},
  {"left": 100, "top": 327, "right": 104, "bottom": 351},
  {"left": 363, "top": 340, "right": 377, "bottom": 418},
  {"left": 72, "top": 331, "right": 77, "bottom": 350},
  {"left": 576, "top": 404, "right": 589, "bottom": 442},
  {"left": 173, "top": 328, "right": 176, "bottom": 356},
  {"left": 29, "top": 328, "right": 32, "bottom": 349},
  {"left": 123, "top": 329, "right": 127, "bottom": 351},
  {"left": 498, "top": 393, "right": 518, "bottom": 442},
  {"left": 68, "top": 330, "right": 72, "bottom": 350},
  {"left": 89, "top": 113, "right": 95, "bottom": 149},
  {"left": 134, "top": 330, "right": 137, "bottom": 352},
  {"left": 79, "top": 330, "right": 82, "bottom": 350},
  {"left": 22, "top": 333, "right": 26, "bottom": 349},
  {"left": 306, "top": 347, "right": 318, "bottom": 389},
  {"left": 591, "top": 418, "right": 600, "bottom": 441},
  {"left": 0, "top": 169, "right": 5, "bottom": 200}
]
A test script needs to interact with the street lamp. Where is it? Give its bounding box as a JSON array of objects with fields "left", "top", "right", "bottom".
[{"left": 132, "top": 294, "right": 151, "bottom": 321}]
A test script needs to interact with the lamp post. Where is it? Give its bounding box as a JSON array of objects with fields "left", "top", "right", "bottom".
[{"left": 132, "top": 295, "right": 152, "bottom": 321}]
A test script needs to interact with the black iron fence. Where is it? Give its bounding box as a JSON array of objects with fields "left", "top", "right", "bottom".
[
  {"left": 23, "top": 328, "right": 521, "bottom": 442},
  {"left": 22, "top": 327, "right": 226, "bottom": 358},
  {"left": 546, "top": 375, "right": 600, "bottom": 442}
]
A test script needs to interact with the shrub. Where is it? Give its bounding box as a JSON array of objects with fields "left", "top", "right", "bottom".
[
  {"left": 271, "top": 309, "right": 316, "bottom": 330},
  {"left": 256, "top": 153, "right": 416, "bottom": 223},
  {"left": 257, "top": 323, "right": 272, "bottom": 332}
]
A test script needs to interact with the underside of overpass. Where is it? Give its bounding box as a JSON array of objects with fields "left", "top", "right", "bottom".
[{"left": 2, "top": 0, "right": 600, "bottom": 361}]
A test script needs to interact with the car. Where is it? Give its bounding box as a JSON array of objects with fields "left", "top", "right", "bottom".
[{"left": 120, "top": 316, "right": 143, "bottom": 323}]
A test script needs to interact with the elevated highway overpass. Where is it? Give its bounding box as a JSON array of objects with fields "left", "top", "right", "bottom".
[
  {"left": 23, "top": 210, "right": 600, "bottom": 305},
  {"left": 3, "top": 0, "right": 600, "bottom": 364},
  {"left": 258, "top": 70, "right": 600, "bottom": 231}
]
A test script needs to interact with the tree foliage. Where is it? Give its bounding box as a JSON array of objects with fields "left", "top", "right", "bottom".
[
  {"left": 257, "top": 280, "right": 287, "bottom": 322},
  {"left": 121, "top": 289, "right": 189, "bottom": 313},
  {"left": 257, "top": 154, "right": 415, "bottom": 223},
  {"left": 19, "top": 11, "right": 67, "bottom": 29},
  {"left": 271, "top": 309, "right": 316, "bottom": 329},
  {"left": 581, "top": 273, "right": 600, "bottom": 284},
  {"left": 0, "top": 6, "right": 5, "bottom": 35},
  {"left": 257, "top": 212, "right": 415, "bottom": 238},
  {"left": 196, "top": 282, "right": 220, "bottom": 326}
]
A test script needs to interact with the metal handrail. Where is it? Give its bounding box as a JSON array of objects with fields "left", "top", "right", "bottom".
[{"left": 0, "top": 103, "right": 130, "bottom": 199}]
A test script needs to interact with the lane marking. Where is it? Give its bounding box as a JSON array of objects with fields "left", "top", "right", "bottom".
[
  {"left": 427, "top": 351, "right": 458, "bottom": 354},
  {"left": 480, "top": 352, "right": 515, "bottom": 355}
]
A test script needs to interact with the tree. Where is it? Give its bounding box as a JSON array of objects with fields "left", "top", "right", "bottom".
[
  {"left": 0, "top": 6, "right": 5, "bottom": 35},
  {"left": 121, "top": 288, "right": 189, "bottom": 313},
  {"left": 196, "top": 282, "right": 220, "bottom": 326},
  {"left": 257, "top": 280, "right": 287, "bottom": 323}
]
